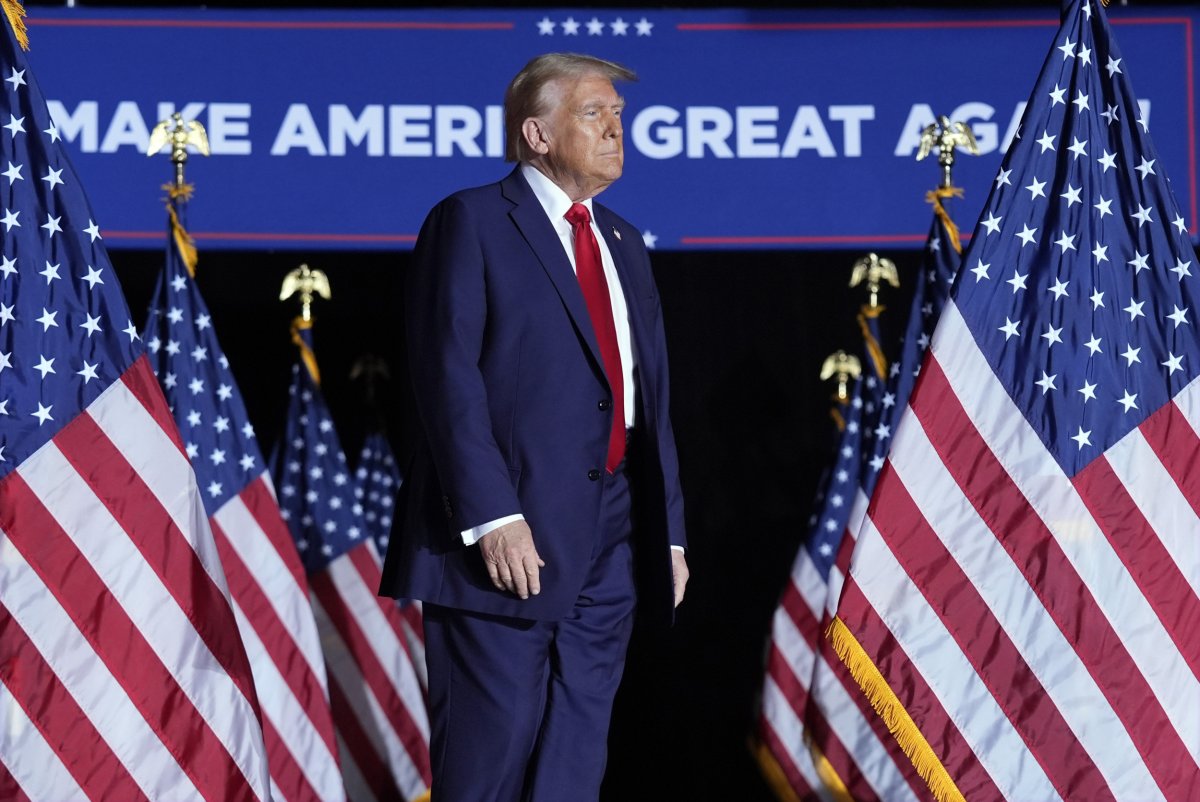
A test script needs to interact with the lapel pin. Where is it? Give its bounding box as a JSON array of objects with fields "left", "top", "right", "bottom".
[{"left": 613, "top": 228, "right": 621, "bottom": 240}]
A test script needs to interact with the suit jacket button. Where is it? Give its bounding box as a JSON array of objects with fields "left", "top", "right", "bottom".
[
  {"left": 587, "top": 469, "right": 601, "bottom": 481},
  {"left": 598, "top": 399, "right": 611, "bottom": 411},
  {"left": 442, "top": 496, "right": 453, "bottom": 518}
]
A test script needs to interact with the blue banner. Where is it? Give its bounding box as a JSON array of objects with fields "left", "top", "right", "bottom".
[{"left": 24, "top": 6, "right": 1200, "bottom": 250}]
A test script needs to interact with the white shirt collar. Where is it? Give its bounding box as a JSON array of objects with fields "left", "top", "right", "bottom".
[{"left": 520, "top": 163, "right": 593, "bottom": 226}]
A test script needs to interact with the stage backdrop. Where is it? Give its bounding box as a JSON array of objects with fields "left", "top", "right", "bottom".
[{"left": 23, "top": 5, "right": 1199, "bottom": 250}]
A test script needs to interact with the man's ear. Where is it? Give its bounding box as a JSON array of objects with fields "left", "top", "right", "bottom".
[{"left": 522, "top": 118, "right": 550, "bottom": 155}]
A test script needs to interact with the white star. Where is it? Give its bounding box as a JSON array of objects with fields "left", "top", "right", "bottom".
[
  {"left": 185, "top": 442, "right": 199, "bottom": 458},
  {"left": 586, "top": 17, "right": 605, "bottom": 35},
  {"left": 1131, "top": 205, "right": 1154, "bottom": 227},
  {"left": 33, "top": 355, "right": 55, "bottom": 378},
  {"left": 164, "top": 372, "right": 177, "bottom": 389},
  {"left": 78, "top": 266, "right": 104, "bottom": 290},
  {"left": 1048, "top": 278, "right": 1070, "bottom": 299},
  {"left": 1071, "top": 427, "right": 1092, "bottom": 450},
  {"left": 995, "top": 168, "right": 1011, "bottom": 187},
  {"left": 170, "top": 274, "right": 186, "bottom": 292},
  {"left": 642, "top": 230, "right": 658, "bottom": 249},
  {"left": 166, "top": 306, "right": 183, "bottom": 324},
  {"left": 43, "top": 121, "right": 59, "bottom": 142},
  {"left": 1092, "top": 242, "right": 1109, "bottom": 264},
  {"left": 191, "top": 345, "right": 208, "bottom": 362},
  {"left": 1036, "top": 131, "right": 1056, "bottom": 153},
  {"left": 240, "top": 454, "right": 257, "bottom": 471},
  {"left": 1083, "top": 2, "right": 1093, "bottom": 19},
  {"left": 217, "top": 383, "right": 233, "bottom": 401},
  {"left": 1091, "top": 288, "right": 1105, "bottom": 309},
  {"left": 1101, "top": 104, "right": 1119, "bottom": 125},
  {"left": 1072, "top": 90, "right": 1090, "bottom": 113},
  {"left": 319, "top": 419, "right": 334, "bottom": 433},
  {"left": 1006, "top": 271, "right": 1028, "bottom": 292},
  {"left": 1167, "top": 305, "right": 1190, "bottom": 328},
  {"left": 975, "top": 213, "right": 1001, "bottom": 237},
  {"left": 999, "top": 317, "right": 1020, "bottom": 340},
  {"left": 1048, "top": 84, "right": 1066, "bottom": 106},
  {"left": 84, "top": 219, "right": 101, "bottom": 242},
  {"left": 243, "top": 422, "right": 255, "bottom": 439},
  {"left": 1094, "top": 196, "right": 1112, "bottom": 218},
  {"left": 536, "top": 16, "right": 555, "bottom": 34},
  {"left": 214, "top": 416, "right": 230, "bottom": 432},
  {"left": 165, "top": 340, "right": 181, "bottom": 356},
  {"left": 1079, "top": 381, "right": 1098, "bottom": 402},
  {"left": 2, "top": 114, "right": 23, "bottom": 138},
  {"left": 971, "top": 260, "right": 991, "bottom": 282},
  {"left": 1035, "top": 371, "right": 1057, "bottom": 394},
  {"left": 1122, "top": 345, "right": 1141, "bottom": 365},
  {"left": 1135, "top": 157, "right": 1156, "bottom": 180},
  {"left": 1171, "top": 258, "right": 1192, "bottom": 280},
  {"left": 1067, "top": 137, "right": 1087, "bottom": 159},
  {"left": 635, "top": 17, "right": 653, "bottom": 36},
  {"left": 207, "top": 481, "right": 223, "bottom": 498},
  {"left": 1, "top": 208, "right": 18, "bottom": 230},
  {"left": 189, "top": 377, "right": 205, "bottom": 395},
  {"left": 0, "top": 161, "right": 20, "bottom": 184},
  {"left": 123, "top": 321, "right": 140, "bottom": 341},
  {"left": 210, "top": 449, "right": 226, "bottom": 466},
  {"left": 187, "top": 410, "right": 201, "bottom": 426},
  {"left": 79, "top": 313, "right": 102, "bottom": 337},
  {"left": 611, "top": 17, "right": 629, "bottom": 35},
  {"left": 1016, "top": 224, "right": 1038, "bottom": 247},
  {"left": 31, "top": 402, "right": 52, "bottom": 425},
  {"left": 561, "top": 16, "right": 580, "bottom": 34},
  {"left": 874, "top": 422, "right": 891, "bottom": 440},
  {"left": 35, "top": 307, "right": 58, "bottom": 331},
  {"left": 1058, "top": 37, "right": 1076, "bottom": 60},
  {"left": 41, "top": 214, "right": 61, "bottom": 237},
  {"left": 0, "top": 302, "right": 11, "bottom": 324},
  {"left": 1025, "top": 177, "right": 1047, "bottom": 199},
  {"left": 1077, "top": 44, "right": 1092, "bottom": 66},
  {"left": 41, "top": 167, "right": 63, "bottom": 190},
  {"left": 1128, "top": 252, "right": 1150, "bottom": 273},
  {"left": 1084, "top": 335, "right": 1102, "bottom": 355},
  {"left": 1059, "top": 184, "right": 1082, "bottom": 207},
  {"left": 39, "top": 261, "right": 59, "bottom": 283},
  {"left": 4, "top": 68, "right": 23, "bottom": 90},
  {"left": 1162, "top": 353, "right": 1184, "bottom": 374},
  {"left": 0, "top": 350, "right": 9, "bottom": 374},
  {"left": 1041, "top": 325, "right": 1063, "bottom": 347},
  {"left": 77, "top": 361, "right": 99, "bottom": 383},
  {"left": 1125, "top": 299, "right": 1145, "bottom": 321},
  {"left": 1173, "top": 215, "right": 1188, "bottom": 235},
  {"left": 1097, "top": 151, "right": 1117, "bottom": 173},
  {"left": 1054, "top": 231, "right": 1076, "bottom": 253},
  {"left": 1117, "top": 391, "right": 1138, "bottom": 413},
  {"left": 1138, "top": 117, "right": 1149, "bottom": 133}
]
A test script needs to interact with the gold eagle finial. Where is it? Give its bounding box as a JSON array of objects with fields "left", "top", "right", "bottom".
[
  {"left": 820, "top": 350, "right": 862, "bottom": 402},
  {"left": 148, "top": 112, "right": 211, "bottom": 190},
  {"left": 280, "top": 263, "right": 332, "bottom": 322},
  {"left": 916, "top": 115, "right": 980, "bottom": 188},
  {"left": 849, "top": 253, "right": 899, "bottom": 309}
]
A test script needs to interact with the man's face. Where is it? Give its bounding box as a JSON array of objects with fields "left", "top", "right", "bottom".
[{"left": 540, "top": 74, "right": 625, "bottom": 200}]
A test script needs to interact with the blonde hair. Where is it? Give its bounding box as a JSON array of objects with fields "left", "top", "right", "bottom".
[{"left": 504, "top": 53, "right": 637, "bottom": 162}]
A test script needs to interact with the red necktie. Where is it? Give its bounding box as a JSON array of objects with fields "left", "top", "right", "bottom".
[{"left": 565, "top": 202, "right": 625, "bottom": 473}]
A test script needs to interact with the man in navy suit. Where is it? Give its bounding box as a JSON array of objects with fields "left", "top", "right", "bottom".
[{"left": 381, "top": 52, "right": 688, "bottom": 801}]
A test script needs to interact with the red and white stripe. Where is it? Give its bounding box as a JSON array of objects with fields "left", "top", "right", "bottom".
[
  {"left": 397, "top": 600, "right": 428, "bottom": 692},
  {"left": 211, "top": 473, "right": 345, "bottom": 802},
  {"left": 310, "top": 539, "right": 431, "bottom": 802},
  {"left": 0, "top": 358, "right": 270, "bottom": 802},
  {"left": 836, "top": 301, "right": 1200, "bottom": 801}
]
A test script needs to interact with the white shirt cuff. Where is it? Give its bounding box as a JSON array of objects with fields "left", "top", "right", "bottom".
[{"left": 461, "top": 514, "right": 525, "bottom": 546}]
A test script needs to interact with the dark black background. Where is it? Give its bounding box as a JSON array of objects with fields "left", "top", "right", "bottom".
[{"left": 35, "top": 1, "right": 1194, "bottom": 799}]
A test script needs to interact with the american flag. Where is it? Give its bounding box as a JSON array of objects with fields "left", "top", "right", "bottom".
[
  {"left": 274, "top": 323, "right": 432, "bottom": 802},
  {"left": 142, "top": 197, "right": 345, "bottom": 802},
  {"left": 0, "top": 14, "right": 271, "bottom": 802},
  {"left": 354, "top": 429, "right": 427, "bottom": 692},
  {"left": 830, "top": 2, "right": 1200, "bottom": 800}
]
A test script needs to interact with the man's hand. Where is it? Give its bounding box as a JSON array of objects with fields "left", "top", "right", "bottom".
[
  {"left": 479, "top": 520, "right": 545, "bottom": 599},
  {"left": 671, "top": 549, "right": 689, "bottom": 608}
]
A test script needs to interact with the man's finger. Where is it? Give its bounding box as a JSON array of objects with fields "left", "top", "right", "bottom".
[
  {"left": 523, "top": 555, "right": 542, "bottom": 596},
  {"left": 485, "top": 561, "right": 503, "bottom": 591},
  {"left": 510, "top": 557, "right": 530, "bottom": 599}
]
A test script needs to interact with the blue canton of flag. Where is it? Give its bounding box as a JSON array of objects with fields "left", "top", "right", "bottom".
[
  {"left": 862, "top": 206, "right": 962, "bottom": 494},
  {"left": 143, "top": 202, "right": 261, "bottom": 512},
  {"left": 955, "top": 0, "right": 1198, "bottom": 475},
  {"left": 805, "top": 376, "right": 867, "bottom": 581},
  {"left": 0, "top": 44, "right": 139, "bottom": 471},
  {"left": 355, "top": 430, "right": 401, "bottom": 554}
]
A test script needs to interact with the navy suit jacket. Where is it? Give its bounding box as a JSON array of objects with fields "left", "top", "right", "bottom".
[{"left": 380, "top": 167, "right": 686, "bottom": 622}]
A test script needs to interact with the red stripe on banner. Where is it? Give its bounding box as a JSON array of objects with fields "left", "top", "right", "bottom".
[
  {"left": 311, "top": 557, "right": 430, "bottom": 781},
  {"left": 758, "top": 717, "right": 814, "bottom": 800},
  {"left": 241, "top": 476, "right": 311, "bottom": 594},
  {"left": 869, "top": 464, "right": 1114, "bottom": 801},
  {"left": 836, "top": 579, "right": 1004, "bottom": 801},
  {"left": 1073, "top": 456, "right": 1200, "bottom": 681},
  {"left": 0, "top": 601, "right": 145, "bottom": 802},
  {"left": 54, "top": 413, "right": 259, "bottom": 712},
  {"left": 260, "top": 715, "right": 323, "bottom": 802},
  {"left": 0, "top": 755, "right": 30, "bottom": 802},
  {"left": 1139, "top": 400, "right": 1200, "bottom": 519},
  {"left": 327, "top": 674, "right": 402, "bottom": 802},
  {"left": 0, "top": 473, "right": 255, "bottom": 802},
  {"left": 913, "top": 356, "right": 1200, "bottom": 795},
  {"left": 346, "top": 542, "right": 412, "bottom": 655},
  {"left": 120, "top": 357, "right": 187, "bottom": 455},
  {"left": 210, "top": 516, "right": 340, "bottom": 759}
]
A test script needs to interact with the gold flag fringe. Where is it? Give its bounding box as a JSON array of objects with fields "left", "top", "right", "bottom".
[
  {"left": 166, "top": 203, "right": 198, "bottom": 277},
  {"left": 857, "top": 306, "right": 888, "bottom": 381},
  {"left": 751, "top": 738, "right": 805, "bottom": 802},
  {"left": 2, "top": 0, "right": 27, "bottom": 51},
  {"left": 827, "top": 616, "right": 966, "bottom": 802},
  {"left": 924, "top": 186, "right": 964, "bottom": 255},
  {"left": 290, "top": 316, "right": 322, "bottom": 386},
  {"left": 808, "top": 740, "right": 855, "bottom": 802},
  {"left": 830, "top": 407, "right": 846, "bottom": 432},
  {"left": 412, "top": 790, "right": 431, "bottom": 802}
]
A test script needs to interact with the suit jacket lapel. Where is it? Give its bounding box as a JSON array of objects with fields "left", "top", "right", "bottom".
[
  {"left": 594, "top": 204, "right": 653, "bottom": 372},
  {"left": 502, "top": 168, "right": 606, "bottom": 377}
]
